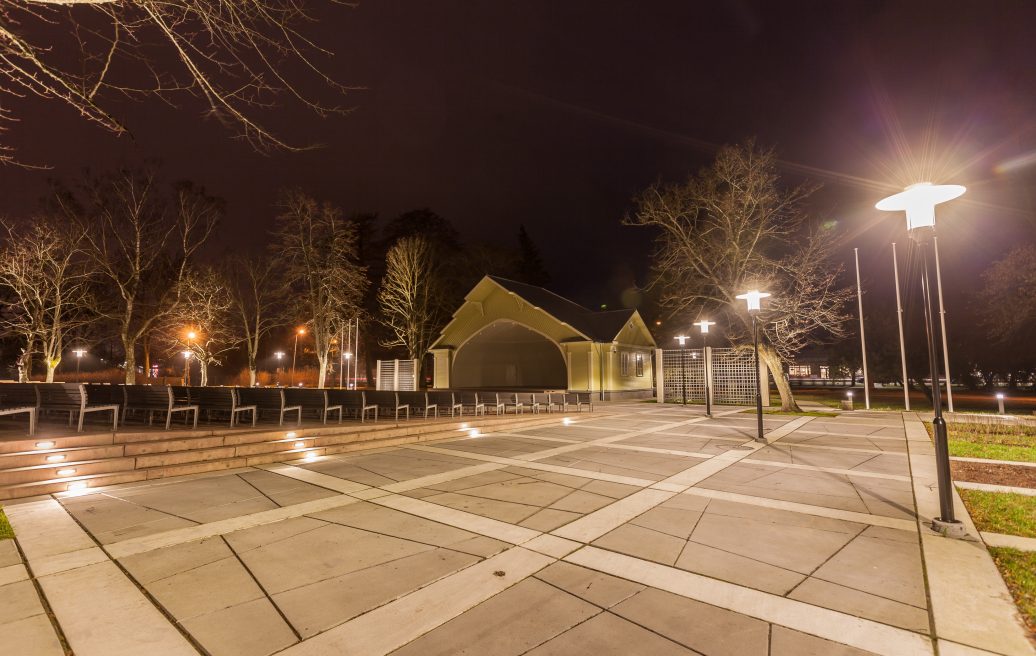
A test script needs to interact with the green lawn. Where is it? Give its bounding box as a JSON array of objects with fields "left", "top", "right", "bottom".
[
  {"left": 0, "top": 507, "right": 13, "bottom": 540},
  {"left": 958, "top": 489, "right": 1036, "bottom": 538},
  {"left": 930, "top": 421, "right": 1036, "bottom": 463},
  {"left": 989, "top": 547, "right": 1036, "bottom": 635}
]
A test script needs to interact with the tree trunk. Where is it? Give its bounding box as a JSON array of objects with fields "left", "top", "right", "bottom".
[
  {"left": 248, "top": 366, "right": 257, "bottom": 387},
  {"left": 124, "top": 339, "right": 137, "bottom": 384},
  {"left": 199, "top": 361, "right": 209, "bottom": 387},
  {"left": 45, "top": 360, "right": 58, "bottom": 383},
  {"left": 759, "top": 344, "right": 799, "bottom": 412},
  {"left": 143, "top": 334, "right": 151, "bottom": 380},
  {"left": 316, "top": 353, "right": 328, "bottom": 388}
]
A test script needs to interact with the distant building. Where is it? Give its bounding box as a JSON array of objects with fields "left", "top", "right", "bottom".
[{"left": 429, "top": 276, "right": 657, "bottom": 399}]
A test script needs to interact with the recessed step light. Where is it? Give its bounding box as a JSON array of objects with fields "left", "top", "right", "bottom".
[
  {"left": 46, "top": 454, "right": 66, "bottom": 462},
  {"left": 56, "top": 468, "right": 76, "bottom": 476},
  {"left": 35, "top": 441, "right": 55, "bottom": 449},
  {"left": 293, "top": 441, "right": 305, "bottom": 448}
]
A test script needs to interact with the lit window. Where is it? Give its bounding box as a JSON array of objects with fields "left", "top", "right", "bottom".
[
  {"left": 788, "top": 364, "right": 811, "bottom": 377},
  {"left": 635, "top": 353, "right": 644, "bottom": 377},
  {"left": 620, "top": 352, "right": 630, "bottom": 377},
  {"left": 819, "top": 366, "right": 830, "bottom": 379}
]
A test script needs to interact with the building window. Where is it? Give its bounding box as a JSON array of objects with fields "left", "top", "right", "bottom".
[
  {"left": 819, "top": 366, "right": 830, "bottom": 379},
  {"left": 620, "top": 352, "right": 630, "bottom": 377},
  {"left": 635, "top": 353, "right": 644, "bottom": 377},
  {"left": 788, "top": 364, "right": 811, "bottom": 377}
]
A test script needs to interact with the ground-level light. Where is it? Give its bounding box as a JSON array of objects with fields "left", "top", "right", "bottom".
[
  {"left": 56, "top": 468, "right": 76, "bottom": 476},
  {"left": 293, "top": 441, "right": 305, "bottom": 449},
  {"left": 35, "top": 441, "right": 55, "bottom": 449},
  {"left": 996, "top": 392, "right": 1005, "bottom": 415},
  {"left": 46, "top": 454, "right": 65, "bottom": 462},
  {"left": 468, "top": 429, "right": 481, "bottom": 438}
]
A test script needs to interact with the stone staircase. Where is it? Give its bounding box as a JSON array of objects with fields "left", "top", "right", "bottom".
[{"left": 0, "top": 412, "right": 580, "bottom": 500}]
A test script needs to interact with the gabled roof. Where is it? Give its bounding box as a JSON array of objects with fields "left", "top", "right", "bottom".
[{"left": 487, "top": 276, "right": 637, "bottom": 342}]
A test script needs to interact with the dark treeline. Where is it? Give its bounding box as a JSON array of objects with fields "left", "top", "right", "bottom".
[{"left": 0, "top": 166, "right": 553, "bottom": 387}]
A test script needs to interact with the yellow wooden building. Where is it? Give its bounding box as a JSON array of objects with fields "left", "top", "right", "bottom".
[{"left": 429, "top": 276, "right": 657, "bottom": 399}]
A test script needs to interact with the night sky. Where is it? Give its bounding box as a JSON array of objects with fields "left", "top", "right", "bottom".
[{"left": 4, "top": 0, "right": 1036, "bottom": 313}]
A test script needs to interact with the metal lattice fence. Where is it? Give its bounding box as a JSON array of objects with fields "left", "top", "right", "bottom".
[
  {"left": 376, "top": 359, "right": 417, "bottom": 391},
  {"left": 662, "top": 348, "right": 706, "bottom": 403},
  {"left": 660, "top": 347, "right": 757, "bottom": 405}
]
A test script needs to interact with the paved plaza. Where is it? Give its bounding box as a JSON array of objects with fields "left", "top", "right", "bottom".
[{"left": 2, "top": 404, "right": 1033, "bottom": 655}]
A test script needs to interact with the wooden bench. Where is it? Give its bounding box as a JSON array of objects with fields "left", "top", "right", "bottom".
[
  {"left": 364, "top": 391, "right": 409, "bottom": 421},
  {"left": 0, "top": 383, "right": 38, "bottom": 435},
  {"left": 284, "top": 388, "right": 342, "bottom": 424},
  {"left": 456, "top": 392, "right": 484, "bottom": 416},
  {"left": 196, "top": 387, "right": 256, "bottom": 427},
  {"left": 326, "top": 389, "right": 377, "bottom": 422},
  {"left": 427, "top": 391, "right": 461, "bottom": 418},
  {"left": 122, "top": 385, "right": 199, "bottom": 429},
  {"left": 238, "top": 387, "right": 302, "bottom": 426},
  {"left": 38, "top": 382, "right": 119, "bottom": 432}
]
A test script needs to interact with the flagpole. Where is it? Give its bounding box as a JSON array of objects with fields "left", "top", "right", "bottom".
[
  {"left": 854, "top": 248, "right": 871, "bottom": 410},
  {"left": 892, "top": 242, "right": 910, "bottom": 411},
  {"left": 933, "top": 237, "right": 954, "bottom": 413}
]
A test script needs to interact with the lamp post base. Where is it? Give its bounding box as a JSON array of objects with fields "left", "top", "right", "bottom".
[{"left": 931, "top": 518, "right": 967, "bottom": 539}]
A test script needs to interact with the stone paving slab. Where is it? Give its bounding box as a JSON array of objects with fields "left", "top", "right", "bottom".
[{"left": 4, "top": 403, "right": 1034, "bottom": 656}]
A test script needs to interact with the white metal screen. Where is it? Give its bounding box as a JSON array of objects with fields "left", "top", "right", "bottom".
[
  {"left": 376, "top": 359, "right": 417, "bottom": 391},
  {"left": 660, "top": 347, "right": 757, "bottom": 405}
]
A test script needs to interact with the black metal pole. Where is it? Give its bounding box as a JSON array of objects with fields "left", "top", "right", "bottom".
[
  {"left": 752, "top": 314, "right": 764, "bottom": 442},
  {"left": 918, "top": 237, "right": 958, "bottom": 526},
  {"left": 704, "top": 335, "right": 712, "bottom": 417},
  {"left": 681, "top": 345, "right": 687, "bottom": 405}
]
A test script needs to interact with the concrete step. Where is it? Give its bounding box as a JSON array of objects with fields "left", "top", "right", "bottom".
[
  {"left": 0, "top": 433, "right": 115, "bottom": 455},
  {"left": 0, "top": 444, "right": 127, "bottom": 469},
  {"left": 0, "top": 457, "right": 138, "bottom": 486},
  {"left": 0, "top": 411, "right": 590, "bottom": 499}
]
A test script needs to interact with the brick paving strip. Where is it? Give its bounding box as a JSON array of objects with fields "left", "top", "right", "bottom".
[{"left": 3, "top": 405, "right": 1034, "bottom": 656}]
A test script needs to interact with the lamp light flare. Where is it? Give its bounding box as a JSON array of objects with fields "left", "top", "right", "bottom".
[
  {"left": 562, "top": 417, "right": 572, "bottom": 426},
  {"left": 468, "top": 429, "right": 481, "bottom": 438},
  {"left": 693, "top": 320, "right": 716, "bottom": 334},
  {"left": 875, "top": 182, "right": 966, "bottom": 232},
  {"left": 736, "top": 290, "right": 771, "bottom": 312},
  {"left": 67, "top": 481, "right": 89, "bottom": 494}
]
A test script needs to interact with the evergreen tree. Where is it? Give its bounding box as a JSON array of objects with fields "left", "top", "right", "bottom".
[{"left": 516, "top": 225, "right": 551, "bottom": 287}]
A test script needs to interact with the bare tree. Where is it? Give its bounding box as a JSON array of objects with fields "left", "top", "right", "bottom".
[
  {"left": 979, "top": 244, "right": 1036, "bottom": 344},
  {"left": 271, "top": 189, "right": 366, "bottom": 388},
  {"left": 378, "top": 235, "right": 448, "bottom": 366},
  {"left": 227, "top": 255, "right": 284, "bottom": 386},
  {"left": 163, "top": 267, "right": 235, "bottom": 386},
  {"left": 626, "top": 141, "right": 853, "bottom": 410},
  {"left": 0, "top": 0, "right": 356, "bottom": 165},
  {"left": 58, "top": 168, "right": 219, "bottom": 383},
  {"left": 0, "top": 216, "right": 93, "bottom": 381}
]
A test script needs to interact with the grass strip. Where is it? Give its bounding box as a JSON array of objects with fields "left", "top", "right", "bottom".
[
  {"left": 0, "top": 507, "right": 13, "bottom": 540},
  {"left": 959, "top": 489, "right": 1036, "bottom": 538},
  {"left": 988, "top": 547, "right": 1036, "bottom": 636}
]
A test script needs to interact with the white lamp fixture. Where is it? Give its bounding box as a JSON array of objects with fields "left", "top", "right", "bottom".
[
  {"left": 875, "top": 182, "right": 966, "bottom": 233},
  {"left": 673, "top": 335, "right": 689, "bottom": 347},
  {"left": 694, "top": 320, "right": 716, "bottom": 334},
  {"left": 736, "top": 290, "right": 771, "bottom": 312}
]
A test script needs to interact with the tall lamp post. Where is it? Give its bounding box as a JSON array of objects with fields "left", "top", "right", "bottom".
[
  {"left": 291, "top": 327, "right": 306, "bottom": 386},
  {"left": 876, "top": 182, "right": 965, "bottom": 535},
  {"left": 185, "top": 331, "right": 196, "bottom": 386},
  {"left": 73, "top": 349, "right": 86, "bottom": 376},
  {"left": 736, "top": 291, "right": 770, "bottom": 442},
  {"left": 694, "top": 320, "right": 716, "bottom": 417},
  {"left": 674, "top": 335, "right": 689, "bottom": 405},
  {"left": 274, "top": 352, "right": 285, "bottom": 385},
  {"left": 344, "top": 352, "right": 353, "bottom": 389}
]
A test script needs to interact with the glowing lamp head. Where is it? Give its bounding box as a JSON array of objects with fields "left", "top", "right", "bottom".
[
  {"left": 187, "top": 331, "right": 197, "bottom": 340},
  {"left": 847, "top": 391, "right": 854, "bottom": 398},
  {"left": 182, "top": 350, "right": 192, "bottom": 360},
  {"left": 297, "top": 327, "right": 306, "bottom": 335},
  {"left": 275, "top": 351, "right": 284, "bottom": 360},
  {"left": 673, "top": 335, "right": 689, "bottom": 347},
  {"left": 996, "top": 392, "right": 1005, "bottom": 400},
  {"left": 694, "top": 319, "right": 715, "bottom": 334},
  {"left": 345, "top": 351, "right": 352, "bottom": 360},
  {"left": 73, "top": 349, "right": 86, "bottom": 358},
  {"left": 736, "top": 290, "right": 771, "bottom": 312},
  {"left": 875, "top": 182, "right": 965, "bottom": 234}
]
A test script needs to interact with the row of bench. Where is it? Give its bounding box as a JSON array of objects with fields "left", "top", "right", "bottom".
[{"left": 0, "top": 383, "right": 594, "bottom": 434}]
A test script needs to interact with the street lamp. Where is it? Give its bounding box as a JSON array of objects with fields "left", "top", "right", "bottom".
[
  {"left": 694, "top": 320, "right": 716, "bottom": 416},
  {"left": 344, "top": 351, "right": 353, "bottom": 389},
  {"left": 274, "top": 351, "right": 285, "bottom": 385},
  {"left": 736, "top": 290, "right": 770, "bottom": 442},
  {"left": 72, "top": 349, "right": 86, "bottom": 376},
  {"left": 674, "top": 335, "right": 689, "bottom": 405},
  {"left": 185, "top": 330, "right": 197, "bottom": 386},
  {"left": 291, "top": 327, "right": 306, "bottom": 387},
  {"left": 877, "top": 182, "right": 965, "bottom": 536}
]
